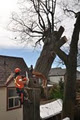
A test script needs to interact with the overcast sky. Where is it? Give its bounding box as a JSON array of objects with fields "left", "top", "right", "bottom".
[
  {"left": 0, "top": 0, "right": 74, "bottom": 48},
  {"left": 0, "top": 0, "right": 19, "bottom": 48},
  {"left": 0, "top": 0, "right": 41, "bottom": 67},
  {"left": 0, "top": 0, "right": 79, "bottom": 70}
]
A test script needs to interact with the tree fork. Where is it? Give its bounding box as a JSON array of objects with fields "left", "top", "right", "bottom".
[{"left": 34, "top": 26, "right": 65, "bottom": 78}]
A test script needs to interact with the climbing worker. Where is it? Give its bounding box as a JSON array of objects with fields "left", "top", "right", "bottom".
[{"left": 14, "top": 68, "right": 29, "bottom": 103}]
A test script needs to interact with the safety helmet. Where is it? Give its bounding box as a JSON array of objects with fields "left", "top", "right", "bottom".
[{"left": 14, "top": 68, "right": 21, "bottom": 73}]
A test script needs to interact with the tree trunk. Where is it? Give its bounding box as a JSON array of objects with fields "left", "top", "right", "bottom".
[
  {"left": 35, "top": 43, "right": 56, "bottom": 78},
  {"left": 23, "top": 77, "right": 41, "bottom": 120},
  {"left": 62, "top": 57, "right": 77, "bottom": 120},
  {"left": 23, "top": 26, "right": 65, "bottom": 120},
  {"left": 62, "top": 12, "right": 80, "bottom": 120},
  {"left": 35, "top": 26, "right": 64, "bottom": 78}
]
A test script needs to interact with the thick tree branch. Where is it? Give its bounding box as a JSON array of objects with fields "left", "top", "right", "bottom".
[
  {"left": 51, "top": 36, "right": 68, "bottom": 65},
  {"left": 57, "top": 26, "right": 65, "bottom": 40},
  {"left": 56, "top": 36, "right": 68, "bottom": 48},
  {"left": 70, "top": 12, "right": 80, "bottom": 55},
  {"left": 54, "top": 48, "right": 68, "bottom": 65}
]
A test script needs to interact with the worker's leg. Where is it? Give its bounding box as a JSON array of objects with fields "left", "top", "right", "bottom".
[
  {"left": 16, "top": 88, "right": 21, "bottom": 97},
  {"left": 21, "top": 88, "right": 32, "bottom": 103},
  {"left": 21, "top": 88, "right": 28, "bottom": 100},
  {"left": 16, "top": 88, "right": 23, "bottom": 104}
]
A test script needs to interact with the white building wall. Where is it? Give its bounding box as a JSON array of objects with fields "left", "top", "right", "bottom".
[
  {"left": 49, "top": 76, "right": 64, "bottom": 84},
  {"left": 0, "top": 82, "right": 23, "bottom": 120}
]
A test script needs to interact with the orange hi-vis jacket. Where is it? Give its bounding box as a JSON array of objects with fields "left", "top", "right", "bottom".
[{"left": 14, "top": 75, "right": 27, "bottom": 89}]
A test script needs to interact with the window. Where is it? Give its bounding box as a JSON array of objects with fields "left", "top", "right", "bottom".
[{"left": 7, "top": 87, "right": 20, "bottom": 110}]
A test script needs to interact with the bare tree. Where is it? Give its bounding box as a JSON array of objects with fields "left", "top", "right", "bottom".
[
  {"left": 9, "top": 0, "right": 80, "bottom": 70},
  {"left": 53, "top": 10, "right": 80, "bottom": 120},
  {"left": 9, "top": 0, "right": 67, "bottom": 78},
  {"left": 9, "top": 0, "right": 80, "bottom": 120}
]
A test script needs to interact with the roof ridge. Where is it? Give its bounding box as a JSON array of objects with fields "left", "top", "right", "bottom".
[{"left": 0, "top": 55, "right": 23, "bottom": 59}]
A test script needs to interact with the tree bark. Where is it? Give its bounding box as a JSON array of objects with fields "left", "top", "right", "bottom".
[
  {"left": 35, "top": 44, "right": 56, "bottom": 78},
  {"left": 50, "top": 12, "right": 80, "bottom": 120},
  {"left": 23, "top": 77, "right": 41, "bottom": 120},
  {"left": 62, "top": 56, "right": 77, "bottom": 120},
  {"left": 62, "top": 13, "right": 80, "bottom": 120},
  {"left": 34, "top": 26, "right": 64, "bottom": 78}
]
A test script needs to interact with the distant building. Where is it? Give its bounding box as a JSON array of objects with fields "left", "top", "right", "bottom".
[
  {"left": 48, "top": 67, "right": 80, "bottom": 84},
  {"left": 48, "top": 67, "right": 66, "bottom": 84}
]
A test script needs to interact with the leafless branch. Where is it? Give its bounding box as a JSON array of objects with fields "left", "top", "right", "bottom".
[
  {"left": 32, "top": 0, "right": 46, "bottom": 30},
  {"left": 64, "top": 9, "right": 76, "bottom": 15},
  {"left": 35, "top": 37, "right": 43, "bottom": 45},
  {"left": 12, "top": 15, "right": 43, "bottom": 35},
  {"left": 40, "top": 2, "right": 51, "bottom": 30}
]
